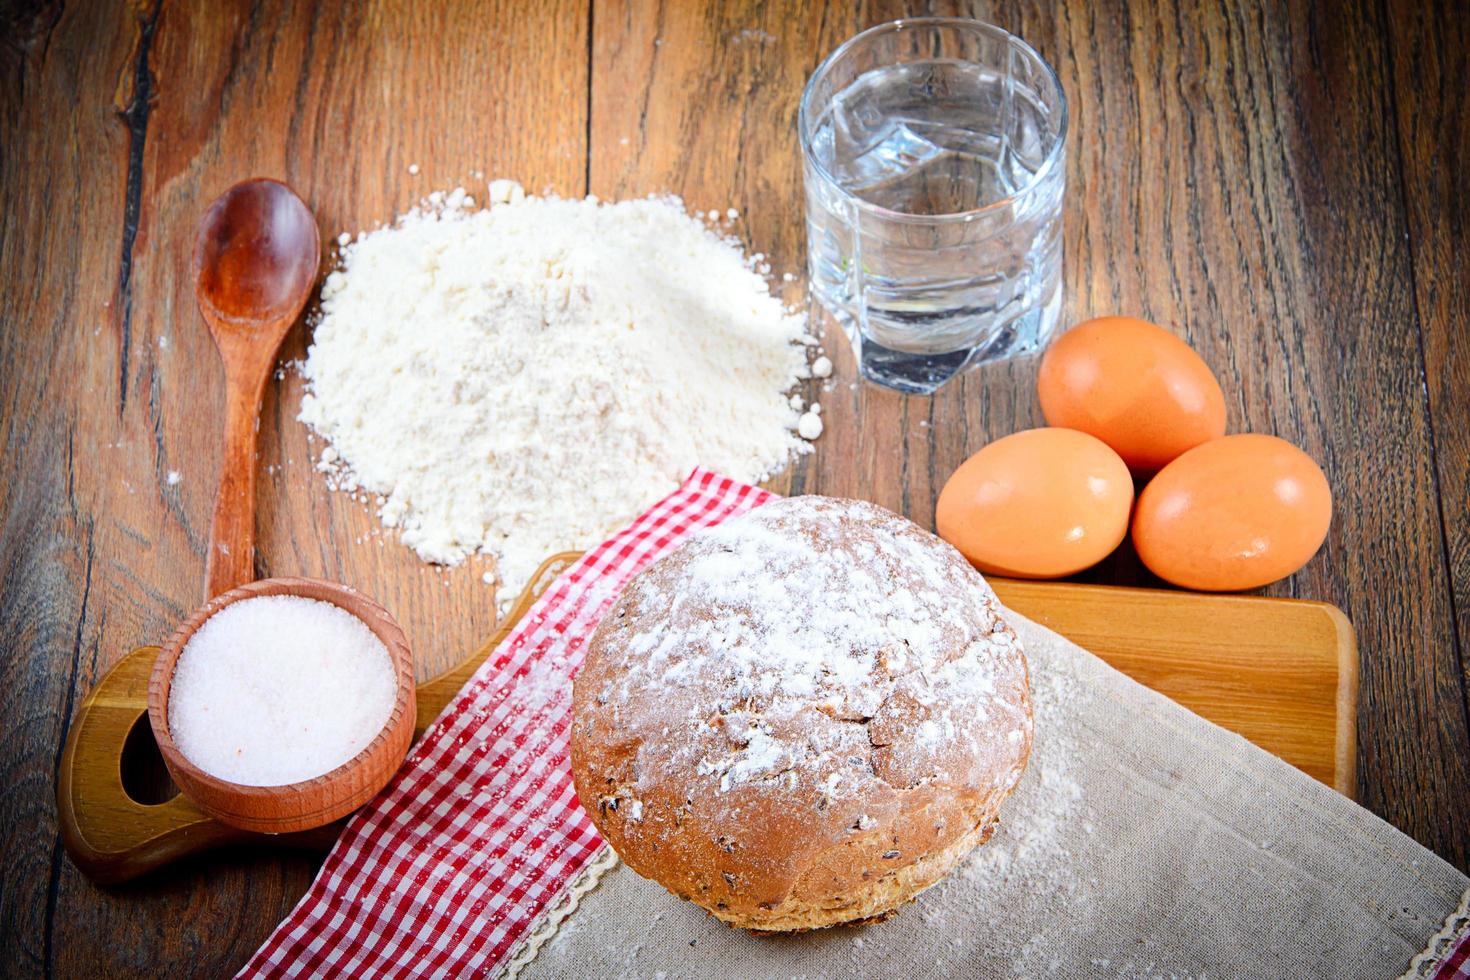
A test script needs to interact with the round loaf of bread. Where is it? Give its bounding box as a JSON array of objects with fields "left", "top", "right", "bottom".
[{"left": 570, "top": 496, "right": 1032, "bottom": 931}]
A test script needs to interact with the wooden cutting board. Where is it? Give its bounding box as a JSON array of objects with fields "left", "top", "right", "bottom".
[
  {"left": 57, "top": 554, "right": 1356, "bottom": 884},
  {"left": 992, "top": 578, "right": 1357, "bottom": 795}
]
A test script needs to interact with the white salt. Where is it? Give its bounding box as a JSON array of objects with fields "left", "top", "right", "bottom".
[{"left": 168, "top": 595, "right": 396, "bottom": 786}]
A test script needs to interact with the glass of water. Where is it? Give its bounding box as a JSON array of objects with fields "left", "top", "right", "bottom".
[{"left": 800, "top": 18, "right": 1068, "bottom": 393}]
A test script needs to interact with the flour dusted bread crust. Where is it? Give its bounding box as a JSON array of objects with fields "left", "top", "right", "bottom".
[{"left": 570, "top": 496, "right": 1033, "bottom": 931}]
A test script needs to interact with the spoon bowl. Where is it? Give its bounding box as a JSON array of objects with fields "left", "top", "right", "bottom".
[{"left": 193, "top": 178, "right": 321, "bottom": 329}]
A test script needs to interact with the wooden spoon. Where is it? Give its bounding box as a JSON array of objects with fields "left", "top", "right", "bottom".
[{"left": 192, "top": 178, "right": 320, "bottom": 598}]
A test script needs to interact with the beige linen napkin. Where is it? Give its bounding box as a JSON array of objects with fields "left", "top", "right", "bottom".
[{"left": 511, "top": 614, "right": 1469, "bottom": 979}]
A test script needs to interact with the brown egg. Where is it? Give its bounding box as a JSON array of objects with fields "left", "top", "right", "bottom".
[
  {"left": 1037, "top": 316, "right": 1227, "bottom": 473},
  {"left": 936, "top": 428, "right": 1134, "bottom": 579},
  {"left": 1132, "top": 434, "right": 1332, "bottom": 591}
]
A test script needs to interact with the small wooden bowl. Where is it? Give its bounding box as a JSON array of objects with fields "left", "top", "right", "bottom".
[{"left": 147, "top": 577, "right": 416, "bottom": 834}]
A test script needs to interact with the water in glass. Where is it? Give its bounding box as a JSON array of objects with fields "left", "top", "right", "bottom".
[{"left": 805, "top": 45, "right": 1066, "bottom": 393}]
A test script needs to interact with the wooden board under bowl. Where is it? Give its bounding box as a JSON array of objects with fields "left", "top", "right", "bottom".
[{"left": 56, "top": 554, "right": 1356, "bottom": 884}]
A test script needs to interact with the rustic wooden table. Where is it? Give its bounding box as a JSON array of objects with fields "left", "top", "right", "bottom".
[{"left": 2, "top": 0, "right": 1465, "bottom": 974}]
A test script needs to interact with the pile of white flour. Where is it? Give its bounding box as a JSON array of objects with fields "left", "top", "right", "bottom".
[{"left": 300, "top": 183, "right": 819, "bottom": 602}]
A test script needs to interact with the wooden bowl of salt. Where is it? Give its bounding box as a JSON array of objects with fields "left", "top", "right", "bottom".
[{"left": 147, "top": 577, "right": 416, "bottom": 834}]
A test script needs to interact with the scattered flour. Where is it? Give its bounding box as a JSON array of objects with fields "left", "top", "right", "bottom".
[
  {"left": 300, "top": 182, "right": 818, "bottom": 602},
  {"left": 961, "top": 658, "right": 1087, "bottom": 887},
  {"left": 168, "top": 595, "right": 396, "bottom": 786},
  {"left": 906, "top": 644, "right": 1097, "bottom": 976}
]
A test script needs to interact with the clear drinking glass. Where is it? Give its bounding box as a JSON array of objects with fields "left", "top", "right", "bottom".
[{"left": 800, "top": 18, "right": 1068, "bottom": 394}]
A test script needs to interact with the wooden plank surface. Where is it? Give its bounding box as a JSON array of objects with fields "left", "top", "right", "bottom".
[
  {"left": 1385, "top": 0, "right": 1470, "bottom": 839},
  {"left": 0, "top": 4, "right": 145, "bottom": 976},
  {"left": 1, "top": 0, "right": 1465, "bottom": 974}
]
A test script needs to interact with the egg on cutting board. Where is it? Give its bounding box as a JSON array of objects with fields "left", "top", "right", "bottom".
[
  {"left": 936, "top": 428, "right": 1134, "bottom": 579},
  {"left": 1132, "top": 434, "right": 1332, "bottom": 591},
  {"left": 1037, "top": 316, "right": 1227, "bottom": 473}
]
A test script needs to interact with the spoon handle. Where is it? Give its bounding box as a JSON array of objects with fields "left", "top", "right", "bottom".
[{"left": 206, "top": 367, "right": 268, "bottom": 598}]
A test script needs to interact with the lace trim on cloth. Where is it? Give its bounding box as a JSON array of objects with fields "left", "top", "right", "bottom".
[
  {"left": 498, "top": 845, "right": 621, "bottom": 980},
  {"left": 1401, "top": 887, "right": 1470, "bottom": 980}
]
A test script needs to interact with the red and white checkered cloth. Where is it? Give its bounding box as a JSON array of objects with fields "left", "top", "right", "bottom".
[
  {"left": 241, "top": 469, "right": 773, "bottom": 978},
  {"left": 1434, "top": 923, "right": 1470, "bottom": 980}
]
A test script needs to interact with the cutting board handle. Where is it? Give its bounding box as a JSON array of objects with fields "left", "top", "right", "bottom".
[{"left": 56, "top": 553, "right": 582, "bottom": 884}]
